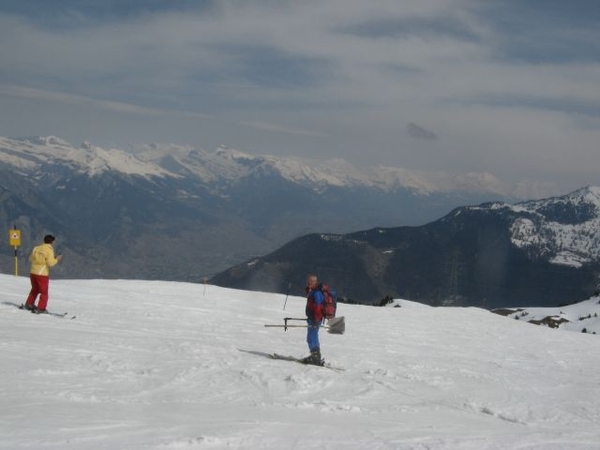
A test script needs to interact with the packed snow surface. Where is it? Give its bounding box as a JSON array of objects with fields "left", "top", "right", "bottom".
[{"left": 1, "top": 274, "right": 599, "bottom": 449}]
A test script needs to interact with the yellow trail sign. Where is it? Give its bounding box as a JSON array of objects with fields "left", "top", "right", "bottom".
[{"left": 9, "top": 229, "right": 21, "bottom": 247}]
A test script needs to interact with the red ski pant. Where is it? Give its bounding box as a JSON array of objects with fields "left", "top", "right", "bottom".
[{"left": 25, "top": 274, "right": 50, "bottom": 310}]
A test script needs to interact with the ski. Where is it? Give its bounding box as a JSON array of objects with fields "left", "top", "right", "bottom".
[
  {"left": 39, "top": 310, "right": 73, "bottom": 319},
  {"left": 18, "top": 304, "right": 75, "bottom": 319},
  {"left": 270, "top": 353, "right": 344, "bottom": 372}
]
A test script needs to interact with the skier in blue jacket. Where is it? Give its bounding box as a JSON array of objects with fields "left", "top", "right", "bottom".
[{"left": 303, "top": 273, "right": 324, "bottom": 365}]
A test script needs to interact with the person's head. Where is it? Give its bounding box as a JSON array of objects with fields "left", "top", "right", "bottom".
[
  {"left": 306, "top": 274, "right": 318, "bottom": 289},
  {"left": 43, "top": 234, "right": 55, "bottom": 244}
]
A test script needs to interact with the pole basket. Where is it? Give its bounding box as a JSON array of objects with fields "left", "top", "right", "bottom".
[{"left": 264, "top": 316, "right": 345, "bottom": 335}]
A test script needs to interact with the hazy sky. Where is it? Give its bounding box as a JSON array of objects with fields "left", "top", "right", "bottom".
[{"left": 1, "top": 0, "right": 599, "bottom": 195}]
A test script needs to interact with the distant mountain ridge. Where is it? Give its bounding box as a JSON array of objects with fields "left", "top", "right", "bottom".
[
  {"left": 0, "top": 135, "right": 539, "bottom": 197},
  {"left": 1, "top": 134, "right": 524, "bottom": 282},
  {"left": 211, "top": 186, "right": 600, "bottom": 308}
]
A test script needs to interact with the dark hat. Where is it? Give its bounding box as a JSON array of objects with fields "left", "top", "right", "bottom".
[{"left": 43, "top": 234, "right": 55, "bottom": 244}]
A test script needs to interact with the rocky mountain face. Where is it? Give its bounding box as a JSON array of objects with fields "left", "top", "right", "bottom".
[
  {"left": 211, "top": 187, "right": 600, "bottom": 308},
  {"left": 0, "top": 135, "right": 513, "bottom": 282}
]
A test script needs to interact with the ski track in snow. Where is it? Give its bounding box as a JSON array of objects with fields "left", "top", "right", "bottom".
[{"left": 1, "top": 274, "right": 599, "bottom": 449}]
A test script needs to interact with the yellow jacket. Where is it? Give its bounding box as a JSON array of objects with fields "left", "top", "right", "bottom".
[{"left": 29, "top": 243, "right": 59, "bottom": 276}]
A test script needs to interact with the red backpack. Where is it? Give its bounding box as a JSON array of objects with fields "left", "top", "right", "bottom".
[{"left": 320, "top": 284, "right": 337, "bottom": 319}]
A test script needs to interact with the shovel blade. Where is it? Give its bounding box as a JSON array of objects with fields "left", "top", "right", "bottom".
[{"left": 326, "top": 316, "right": 345, "bottom": 334}]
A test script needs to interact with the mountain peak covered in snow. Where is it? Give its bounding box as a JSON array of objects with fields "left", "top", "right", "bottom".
[
  {"left": 507, "top": 185, "right": 600, "bottom": 267},
  {"left": 0, "top": 135, "right": 170, "bottom": 178},
  {"left": 0, "top": 134, "right": 536, "bottom": 198}
]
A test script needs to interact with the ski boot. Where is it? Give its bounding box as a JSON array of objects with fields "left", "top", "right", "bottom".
[{"left": 302, "top": 349, "right": 324, "bottom": 366}]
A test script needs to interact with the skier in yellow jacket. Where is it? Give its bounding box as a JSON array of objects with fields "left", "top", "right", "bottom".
[{"left": 24, "top": 235, "right": 62, "bottom": 313}]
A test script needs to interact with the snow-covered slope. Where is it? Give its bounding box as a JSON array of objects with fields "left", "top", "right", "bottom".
[
  {"left": 508, "top": 186, "right": 600, "bottom": 267},
  {"left": 494, "top": 296, "right": 600, "bottom": 334},
  {"left": 1, "top": 274, "right": 598, "bottom": 449},
  {"left": 455, "top": 186, "right": 600, "bottom": 268}
]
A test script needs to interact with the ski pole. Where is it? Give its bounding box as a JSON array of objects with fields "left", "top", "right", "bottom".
[
  {"left": 264, "top": 316, "right": 345, "bottom": 335},
  {"left": 264, "top": 324, "right": 311, "bottom": 330},
  {"left": 282, "top": 282, "right": 292, "bottom": 310}
]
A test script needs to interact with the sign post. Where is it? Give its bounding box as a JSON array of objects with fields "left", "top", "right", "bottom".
[{"left": 9, "top": 226, "right": 21, "bottom": 276}]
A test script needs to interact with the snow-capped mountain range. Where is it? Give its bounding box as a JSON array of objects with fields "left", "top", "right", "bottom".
[
  {"left": 0, "top": 135, "right": 523, "bottom": 197},
  {"left": 1, "top": 134, "right": 598, "bottom": 308},
  {"left": 2, "top": 135, "right": 523, "bottom": 284}
]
